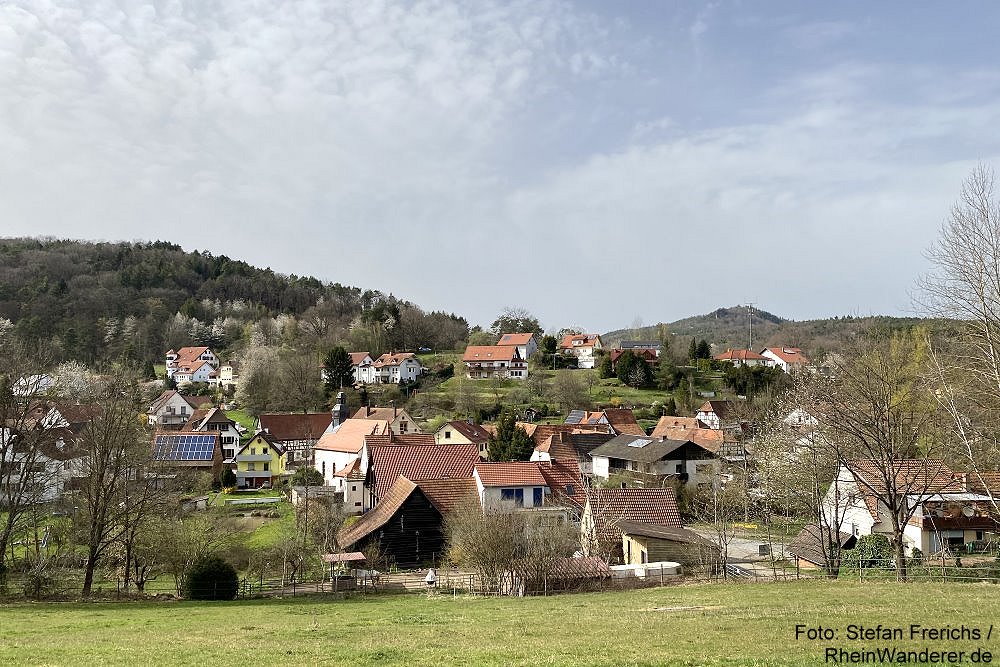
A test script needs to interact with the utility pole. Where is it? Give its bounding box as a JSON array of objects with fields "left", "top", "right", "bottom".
[{"left": 746, "top": 302, "right": 755, "bottom": 350}]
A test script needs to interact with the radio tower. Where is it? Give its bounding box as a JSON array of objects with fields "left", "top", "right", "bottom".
[{"left": 747, "top": 302, "right": 755, "bottom": 350}]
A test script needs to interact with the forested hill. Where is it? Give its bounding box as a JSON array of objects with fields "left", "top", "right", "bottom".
[
  {"left": 604, "top": 305, "right": 928, "bottom": 358},
  {"left": 0, "top": 237, "right": 469, "bottom": 364}
]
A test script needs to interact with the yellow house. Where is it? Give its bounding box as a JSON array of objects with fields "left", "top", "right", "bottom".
[{"left": 235, "top": 432, "right": 287, "bottom": 489}]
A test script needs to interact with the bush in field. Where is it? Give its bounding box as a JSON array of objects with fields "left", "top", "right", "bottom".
[{"left": 184, "top": 555, "right": 239, "bottom": 600}]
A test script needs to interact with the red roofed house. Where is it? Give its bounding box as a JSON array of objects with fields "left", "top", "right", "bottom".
[
  {"left": 825, "top": 460, "right": 1000, "bottom": 556},
  {"left": 559, "top": 333, "right": 603, "bottom": 369},
  {"left": 372, "top": 352, "right": 422, "bottom": 384},
  {"left": 462, "top": 345, "right": 528, "bottom": 380},
  {"left": 313, "top": 418, "right": 390, "bottom": 488},
  {"left": 147, "top": 390, "right": 214, "bottom": 430},
  {"left": 760, "top": 347, "right": 810, "bottom": 373},
  {"left": 254, "top": 412, "right": 333, "bottom": 467},
  {"left": 366, "top": 443, "right": 480, "bottom": 508},
  {"left": 352, "top": 405, "right": 421, "bottom": 435},
  {"left": 496, "top": 333, "right": 538, "bottom": 360},
  {"left": 165, "top": 347, "right": 220, "bottom": 383},
  {"left": 713, "top": 348, "right": 768, "bottom": 367},
  {"left": 474, "top": 462, "right": 550, "bottom": 509},
  {"left": 348, "top": 352, "right": 375, "bottom": 384}
]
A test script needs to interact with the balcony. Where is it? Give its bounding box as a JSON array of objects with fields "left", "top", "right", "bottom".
[{"left": 236, "top": 454, "right": 272, "bottom": 463}]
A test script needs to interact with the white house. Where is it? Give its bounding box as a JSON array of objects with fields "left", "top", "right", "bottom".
[
  {"left": 474, "top": 462, "right": 550, "bottom": 509},
  {"left": 713, "top": 349, "right": 768, "bottom": 367},
  {"left": 147, "top": 390, "right": 212, "bottom": 429},
  {"left": 588, "top": 434, "right": 720, "bottom": 488},
  {"left": 166, "top": 347, "right": 219, "bottom": 381},
  {"left": 824, "top": 460, "right": 1000, "bottom": 556},
  {"left": 695, "top": 400, "right": 738, "bottom": 431},
  {"left": 496, "top": 333, "right": 538, "bottom": 360},
  {"left": 371, "top": 352, "right": 422, "bottom": 384},
  {"left": 462, "top": 345, "right": 528, "bottom": 380},
  {"left": 559, "top": 333, "right": 603, "bottom": 369},
  {"left": 1, "top": 428, "right": 88, "bottom": 504},
  {"left": 184, "top": 407, "right": 242, "bottom": 463},
  {"left": 313, "top": 418, "right": 390, "bottom": 487},
  {"left": 352, "top": 405, "right": 421, "bottom": 435},
  {"left": 760, "top": 347, "right": 810, "bottom": 373}
]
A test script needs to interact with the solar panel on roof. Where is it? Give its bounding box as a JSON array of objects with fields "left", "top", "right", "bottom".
[{"left": 627, "top": 438, "right": 652, "bottom": 448}]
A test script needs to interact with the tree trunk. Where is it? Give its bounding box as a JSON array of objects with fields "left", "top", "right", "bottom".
[{"left": 82, "top": 544, "right": 100, "bottom": 596}]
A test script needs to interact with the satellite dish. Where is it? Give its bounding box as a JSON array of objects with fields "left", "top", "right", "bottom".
[{"left": 962, "top": 505, "right": 975, "bottom": 517}]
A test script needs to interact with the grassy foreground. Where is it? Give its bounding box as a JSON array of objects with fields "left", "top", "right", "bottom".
[{"left": 3, "top": 580, "right": 1000, "bottom": 666}]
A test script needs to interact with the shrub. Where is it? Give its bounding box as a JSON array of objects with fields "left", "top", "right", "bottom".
[
  {"left": 220, "top": 468, "right": 237, "bottom": 488},
  {"left": 184, "top": 555, "right": 239, "bottom": 600}
]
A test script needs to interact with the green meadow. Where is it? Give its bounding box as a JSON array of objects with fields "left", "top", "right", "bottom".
[{"left": 3, "top": 580, "right": 999, "bottom": 666}]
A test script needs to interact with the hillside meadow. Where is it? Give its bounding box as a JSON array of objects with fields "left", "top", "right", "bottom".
[{"left": 3, "top": 580, "right": 999, "bottom": 666}]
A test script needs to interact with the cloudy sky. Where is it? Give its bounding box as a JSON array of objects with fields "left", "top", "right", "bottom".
[{"left": 3, "top": 1, "right": 999, "bottom": 332}]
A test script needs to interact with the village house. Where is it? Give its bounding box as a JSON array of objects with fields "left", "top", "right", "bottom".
[
  {"left": 496, "top": 333, "right": 538, "bottom": 360},
  {"left": 165, "top": 347, "right": 220, "bottom": 384},
  {"left": 713, "top": 349, "right": 768, "bottom": 367},
  {"left": 146, "top": 390, "right": 213, "bottom": 430},
  {"left": 152, "top": 431, "right": 223, "bottom": 481},
  {"left": 822, "top": 460, "right": 1000, "bottom": 556},
  {"left": 462, "top": 345, "right": 528, "bottom": 380},
  {"left": 352, "top": 405, "right": 421, "bottom": 435},
  {"left": 349, "top": 352, "right": 375, "bottom": 384},
  {"left": 588, "top": 434, "right": 720, "bottom": 488},
  {"left": 695, "top": 400, "right": 740, "bottom": 431},
  {"left": 371, "top": 352, "right": 423, "bottom": 384},
  {"left": 559, "top": 333, "right": 603, "bottom": 369},
  {"left": 609, "top": 348, "right": 659, "bottom": 372},
  {"left": 366, "top": 442, "right": 479, "bottom": 509},
  {"left": 565, "top": 408, "right": 646, "bottom": 436},
  {"left": 313, "top": 418, "right": 389, "bottom": 488},
  {"left": 760, "top": 347, "right": 810, "bottom": 373},
  {"left": 616, "top": 341, "right": 662, "bottom": 357},
  {"left": 183, "top": 407, "right": 242, "bottom": 463},
  {"left": 254, "top": 412, "right": 332, "bottom": 467},
  {"left": 234, "top": 431, "right": 287, "bottom": 489},
  {"left": 434, "top": 420, "right": 491, "bottom": 458},
  {"left": 530, "top": 430, "right": 615, "bottom": 477},
  {"left": 0, "top": 427, "right": 88, "bottom": 504},
  {"left": 474, "top": 461, "right": 550, "bottom": 509}
]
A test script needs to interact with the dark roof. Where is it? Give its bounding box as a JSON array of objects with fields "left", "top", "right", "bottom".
[
  {"left": 614, "top": 520, "right": 715, "bottom": 546},
  {"left": 618, "top": 341, "right": 661, "bottom": 350},
  {"left": 788, "top": 523, "right": 856, "bottom": 566},
  {"left": 153, "top": 432, "right": 220, "bottom": 462},
  {"left": 256, "top": 413, "right": 332, "bottom": 441},
  {"left": 445, "top": 420, "right": 491, "bottom": 444},
  {"left": 368, "top": 443, "right": 479, "bottom": 503},
  {"left": 602, "top": 409, "right": 646, "bottom": 436},
  {"left": 588, "top": 435, "right": 694, "bottom": 464}
]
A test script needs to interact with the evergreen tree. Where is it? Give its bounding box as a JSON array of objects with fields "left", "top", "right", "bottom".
[
  {"left": 696, "top": 339, "right": 712, "bottom": 359},
  {"left": 487, "top": 408, "right": 534, "bottom": 461},
  {"left": 323, "top": 346, "right": 355, "bottom": 392},
  {"left": 687, "top": 338, "right": 698, "bottom": 362},
  {"left": 598, "top": 353, "right": 615, "bottom": 379}
]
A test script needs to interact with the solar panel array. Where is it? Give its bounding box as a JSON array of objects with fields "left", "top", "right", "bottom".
[{"left": 154, "top": 434, "right": 217, "bottom": 461}]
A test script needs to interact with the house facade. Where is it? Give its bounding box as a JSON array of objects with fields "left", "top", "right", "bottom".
[
  {"left": 760, "top": 347, "right": 810, "bottom": 373},
  {"left": 352, "top": 406, "right": 421, "bottom": 435},
  {"left": 496, "top": 333, "right": 538, "bottom": 360},
  {"left": 462, "top": 345, "right": 528, "bottom": 380},
  {"left": 235, "top": 432, "right": 287, "bottom": 489},
  {"left": 559, "top": 333, "right": 603, "bottom": 369},
  {"left": 166, "top": 347, "right": 219, "bottom": 382},
  {"left": 147, "top": 391, "right": 212, "bottom": 430},
  {"left": 184, "top": 407, "right": 242, "bottom": 463},
  {"left": 589, "top": 434, "right": 720, "bottom": 488},
  {"left": 254, "top": 412, "right": 332, "bottom": 467},
  {"left": 474, "top": 462, "right": 550, "bottom": 509},
  {"left": 371, "top": 352, "right": 422, "bottom": 384},
  {"left": 434, "top": 420, "right": 491, "bottom": 458},
  {"left": 713, "top": 349, "right": 768, "bottom": 367}
]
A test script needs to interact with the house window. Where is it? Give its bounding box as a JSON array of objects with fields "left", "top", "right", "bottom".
[
  {"left": 641, "top": 550, "right": 648, "bottom": 564},
  {"left": 355, "top": 501, "right": 361, "bottom": 507},
  {"left": 248, "top": 463, "right": 255, "bottom": 471},
  {"left": 263, "top": 462, "right": 269, "bottom": 471},
  {"left": 250, "top": 447, "right": 256, "bottom": 455},
  {"left": 351, "top": 485, "right": 357, "bottom": 492},
  {"left": 444, "top": 431, "right": 451, "bottom": 440},
  {"left": 565, "top": 484, "right": 575, "bottom": 496},
  {"left": 400, "top": 420, "right": 408, "bottom": 432},
  {"left": 322, "top": 461, "right": 326, "bottom": 476},
  {"left": 533, "top": 488, "right": 543, "bottom": 506},
  {"left": 501, "top": 488, "right": 524, "bottom": 507}
]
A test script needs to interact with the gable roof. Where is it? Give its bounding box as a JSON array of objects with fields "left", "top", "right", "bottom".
[
  {"left": 256, "top": 413, "right": 332, "bottom": 441},
  {"left": 762, "top": 347, "right": 810, "bottom": 365},
  {"left": 414, "top": 478, "right": 479, "bottom": 515},
  {"left": 520, "top": 422, "right": 611, "bottom": 445},
  {"left": 589, "top": 434, "right": 705, "bottom": 464},
  {"left": 373, "top": 352, "right": 417, "bottom": 367},
  {"left": 538, "top": 459, "right": 586, "bottom": 508},
  {"left": 650, "top": 417, "right": 726, "bottom": 452},
  {"left": 314, "top": 419, "right": 390, "bottom": 454},
  {"left": 462, "top": 346, "right": 519, "bottom": 362},
  {"left": 535, "top": 431, "right": 615, "bottom": 460},
  {"left": 349, "top": 352, "right": 373, "bottom": 365},
  {"left": 441, "top": 420, "right": 491, "bottom": 444},
  {"left": 152, "top": 431, "right": 220, "bottom": 463},
  {"left": 334, "top": 458, "right": 365, "bottom": 480},
  {"left": 560, "top": 333, "right": 601, "bottom": 349},
  {"left": 474, "top": 462, "right": 548, "bottom": 487},
  {"left": 614, "top": 520, "right": 715, "bottom": 546},
  {"left": 697, "top": 400, "right": 737, "bottom": 418},
  {"left": 788, "top": 523, "right": 856, "bottom": 566},
  {"left": 368, "top": 443, "right": 479, "bottom": 502},
  {"left": 602, "top": 409, "right": 646, "bottom": 436},
  {"left": 714, "top": 349, "right": 766, "bottom": 362},
  {"left": 352, "top": 406, "right": 414, "bottom": 423},
  {"left": 651, "top": 416, "right": 708, "bottom": 434},
  {"left": 238, "top": 431, "right": 286, "bottom": 456},
  {"left": 845, "top": 459, "right": 962, "bottom": 522},
  {"left": 587, "top": 488, "right": 683, "bottom": 545},
  {"left": 338, "top": 476, "right": 421, "bottom": 549},
  {"left": 497, "top": 333, "right": 534, "bottom": 346},
  {"left": 364, "top": 433, "right": 436, "bottom": 448}
]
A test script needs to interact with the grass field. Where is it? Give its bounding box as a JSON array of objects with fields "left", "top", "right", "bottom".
[{"left": 3, "top": 580, "right": 999, "bottom": 665}]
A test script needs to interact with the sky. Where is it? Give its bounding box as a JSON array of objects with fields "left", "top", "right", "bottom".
[{"left": 3, "top": 1, "right": 1000, "bottom": 333}]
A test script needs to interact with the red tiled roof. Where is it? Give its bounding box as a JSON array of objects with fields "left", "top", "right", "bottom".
[
  {"left": 588, "top": 488, "right": 682, "bottom": 528},
  {"left": 349, "top": 352, "right": 372, "bottom": 365},
  {"left": 463, "top": 346, "right": 519, "bottom": 362},
  {"left": 315, "top": 419, "right": 390, "bottom": 454},
  {"left": 352, "top": 406, "right": 414, "bottom": 424},
  {"left": 364, "top": 433, "right": 436, "bottom": 448},
  {"left": 846, "top": 459, "right": 962, "bottom": 522},
  {"left": 373, "top": 352, "right": 416, "bottom": 368},
  {"left": 474, "top": 462, "right": 548, "bottom": 487},
  {"left": 559, "top": 333, "right": 600, "bottom": 349},
  {"left": 334, "top": 458, "right": 365, "bottom": 479},
  {"left": 414, "top": 478, "right": 479, "bottom": 515},
  {"left": 762, "top": 347, "right": 810, "bottom": 365},
  {"left": 172, "top": 347, "right": 211, "bottom": 367},
  {"left": 602, "top": 409, "right": 646, "bottom": 436},
  {"left": 538, "top": 459, "right": 586, "bottom": 508},
  {"left": 651, "top": 416, "right": 708, "bottom": 434},
  {"left": 518, "top": 422, "right": 611, "bottom": 444},
  {"left": 257, "top": 413, "right": 332, "bottom": 441},
  {"left": 368, "top": 443, "right": 479, "bottom": 502},
  {"left": 714, "top": 349, "right": 766, "bottom": 362},
  {"left": 497, "top": 333, "right": 534, "bottom": 346}
]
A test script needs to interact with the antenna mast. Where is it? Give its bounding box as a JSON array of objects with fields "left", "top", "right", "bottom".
[{"left": 747, "top": 302, "right": 755, "bottom": 350}]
